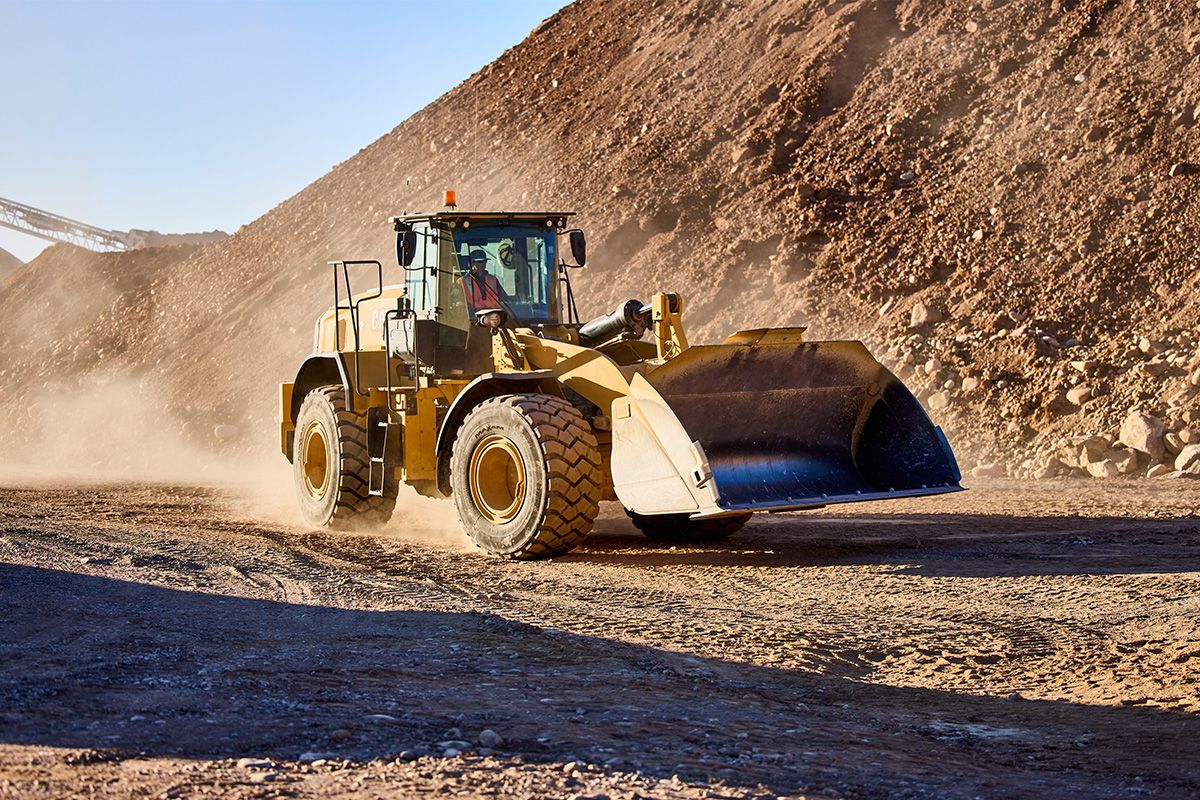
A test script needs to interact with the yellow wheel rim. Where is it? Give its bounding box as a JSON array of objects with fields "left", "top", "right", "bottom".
[
  {"left": 468, "top": 434, "right": 526, "bottom": 524},
  {"left": 300, "top": 420, "right": 330, "bottom": 500}
]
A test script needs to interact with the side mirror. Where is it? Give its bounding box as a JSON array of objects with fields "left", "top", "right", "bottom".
[
  {"left": 569, "top": 229, "right": 586, "bottom": 267},
  {"left": 396, "top": 230, "right": 417, "bottom": 267}
]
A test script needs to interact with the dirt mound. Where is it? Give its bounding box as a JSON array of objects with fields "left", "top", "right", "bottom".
[
  {"left": 122, "top": 229, "right": 229, "bottom": 248},
  {"left": 2, "top": 0, "right": 1199, "bottom": 480},
  {"left": 0, "top": 243, "right": 216, "bottom": 472},
  {"left": 0, "top": 246, "right": 21, "bottom": 282}
]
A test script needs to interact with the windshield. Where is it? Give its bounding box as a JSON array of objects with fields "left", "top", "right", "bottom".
[{"left": 450, "top": 224, "right": 557, "bottom": 323}]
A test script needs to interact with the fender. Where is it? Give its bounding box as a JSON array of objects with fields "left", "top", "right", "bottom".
[
  {"left": 434, "top": 370, "right": 560, "bottom": 493},
  {"left": 281, "top": 354, "right": 351, "bottom": 463},
  {"left": 289, "top": 353, "right": 353, "bottom": 423}
]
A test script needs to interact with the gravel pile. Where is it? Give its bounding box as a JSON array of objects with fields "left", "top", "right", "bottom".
[
  {"left": 0, "top": 246, "right": 21, "bottom": 283},
  {"left": 1, "top": 0, "right": 1197, "bottom": 479}
]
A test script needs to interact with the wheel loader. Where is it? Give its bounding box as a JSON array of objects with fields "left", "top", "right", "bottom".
[{"left": 279, "top": 192, "right": 962, "bottom": 558}]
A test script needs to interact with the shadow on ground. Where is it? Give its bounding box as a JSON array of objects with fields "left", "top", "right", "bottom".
[
  {"left": 566, "top": 511, "right": 1200, "bottom": 577},
  {"left": 1, "top": 563, "right": 1198, "bottom": 798}
]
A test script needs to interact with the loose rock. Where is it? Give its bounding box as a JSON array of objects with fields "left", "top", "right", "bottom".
[
  {"left": 910, "top": 302, "right": 942, "bottom": 328},
  {"left": 1176, "top": 444, "right": 1200, "bottom": 472},
  {"left": 1076, "top": 435, "right": 1112, "bottom": 466},
  {"left": 1110, "top": 448, "right": 1138, "bottom": 475},
  {"left": 478, "top": 729, "right": 504, "bottom": 748},
  {"left": 1118, "top": 411, "right": 1165, "bottom": 461},
  {"left": 1066, "top": 386, "right": 1092, "bottom": 405},
  {"left": 971, "top": 462, "right": 1006, "bottom": 478},
  {"left": 1087, "top": 460, "right": 1121, "bottom": 479}
]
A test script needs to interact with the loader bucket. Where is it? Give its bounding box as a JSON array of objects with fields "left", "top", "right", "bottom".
[{"left": 643, "top": 339, "right": 962, "bottom": 513}]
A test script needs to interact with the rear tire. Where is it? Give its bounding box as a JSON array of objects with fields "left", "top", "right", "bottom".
[
  {"left": 626, "top": 509, "right": 751, "bottom": 542},
  {"left": 293, "top": 386, "right": 397, "bottom": 529},
  {"left": 450, "top": 393, "right": 602, "bottom": 559}
]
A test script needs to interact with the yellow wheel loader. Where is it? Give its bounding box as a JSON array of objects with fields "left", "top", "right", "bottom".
[{"left": 279, "top": 193, "right": 962, "bottom": 558}]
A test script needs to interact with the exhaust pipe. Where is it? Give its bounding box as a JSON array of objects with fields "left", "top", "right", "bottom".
[{"left": 578, "top": 299, "right": 651, "bottom": 347}]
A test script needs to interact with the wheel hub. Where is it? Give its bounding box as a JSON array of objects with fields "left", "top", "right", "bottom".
[
  {"left": 300, "top": 420, "right": 330, "bottom": 500},
  {"left": 469, "top": 434, "right": 526, "bottom": 524}
]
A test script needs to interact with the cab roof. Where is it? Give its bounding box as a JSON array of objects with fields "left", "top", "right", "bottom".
[{"left": 390, "top": 210, "right": 575, "bottom": 231}]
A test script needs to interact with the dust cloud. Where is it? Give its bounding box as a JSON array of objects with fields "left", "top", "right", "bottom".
[
  {"left": 0, "top": 369, "right": 469, "bottom": 550},
  {"left": 2, "top": 371, "right": 239, "bottom": 483}
]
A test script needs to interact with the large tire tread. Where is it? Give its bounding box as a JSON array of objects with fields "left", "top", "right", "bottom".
[
  {"left": 295, "top": 386, "right": 396, "bottom": 529},
  {"left": 450, "top": 393, "right": 602, "bottom": 559}
]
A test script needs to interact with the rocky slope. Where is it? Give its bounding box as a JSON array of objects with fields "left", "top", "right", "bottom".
[
  {"left": 0, "top": 246, "right": 21, "bottom": 282},
  {"left": 2, "top": 0, "right": 1199, "bottom": 480}
]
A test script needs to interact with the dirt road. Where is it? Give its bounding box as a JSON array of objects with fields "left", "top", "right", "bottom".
[{"left": 1, "top": 477, "right": 1198, "bottom": 798}]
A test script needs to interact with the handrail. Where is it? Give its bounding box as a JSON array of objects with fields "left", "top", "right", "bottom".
[{"left": 330, "top": 259, "right": 383, "bottom": 409}]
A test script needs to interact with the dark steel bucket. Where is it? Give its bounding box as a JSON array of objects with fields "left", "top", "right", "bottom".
[{"left": 644, "top": 340, "right": 963, "bottom": 512}]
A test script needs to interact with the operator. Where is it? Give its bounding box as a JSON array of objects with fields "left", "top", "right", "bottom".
[
  {"left": 497, "top": 240, "right": 532, "bottom": 298},
  {"left": 462, "top": 248, "right": 507, "bottom": 310}
]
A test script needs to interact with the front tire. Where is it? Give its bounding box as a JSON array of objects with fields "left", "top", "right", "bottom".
[
  {"left": 626, "top": 509, "right": 751, "bottom": 542},
  {"left": 293, "top": 386, "right": 397, "bottom": 529},
  {"left": 450, "top": 394, "right": 602, "bottom": 559}
]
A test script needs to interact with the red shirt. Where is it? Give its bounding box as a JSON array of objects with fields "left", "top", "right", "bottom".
[{"left": 463, "top": 271, "right": 505, "bottom": 309}]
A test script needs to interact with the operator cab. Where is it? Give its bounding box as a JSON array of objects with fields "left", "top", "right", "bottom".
[{"left": 389, "top": 205, "right": 581, "bottom": 377}]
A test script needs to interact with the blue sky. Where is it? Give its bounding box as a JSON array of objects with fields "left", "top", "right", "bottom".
[{"left": 0, "top": 0, "right": 566, "bottom": 262}]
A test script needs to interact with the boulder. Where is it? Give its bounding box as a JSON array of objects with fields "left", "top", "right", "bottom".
[
  {"left": 1118, "top": 411, "right": 1165, "bottom": 461},
  {"left": 477, "top": 729, "right": 504, "bottom": 748},
  {"left": 1147, "top": 464, "right": 1172, "bottom": 479},
  {"left": 1110, "top": 448, "right": 1138, "bottom": 475},
  {"left": 1087, "top": 460, "right": 1121, "bottom": 479},
  {"left": 1138, "top": 361, "right": 1169, "bottom": 378},
  {"left": 1076, "top": 435, "right": 1112, "bottom": 466},
  {"left": 1066, "top": 386, "right": 1092, "bottom": 405},
  {"left": 927, "top": 391, "right": 950, "bottom": 411},
  {"left": 730, "top": 145, "right": 756, "bottom": 163},
  {"left": 971, "top": 462, "right": 1007, "bottom": 478},
  {"left": 1176, "top": 444, "right": 1200, "bottom": 472},
  {"left": 1055, "top": 435, "right": 1103, "bottom": 469},
  {"left": 1053, "top": 445, "right": 1080, "bottom": 470},
  {"left": 910, "top": 302, "right": 942, "bottom": 328}
]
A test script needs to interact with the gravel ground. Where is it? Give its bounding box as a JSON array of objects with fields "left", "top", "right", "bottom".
[{"left": 1, "top": 477, "right": 1199, "bottom": 799}]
